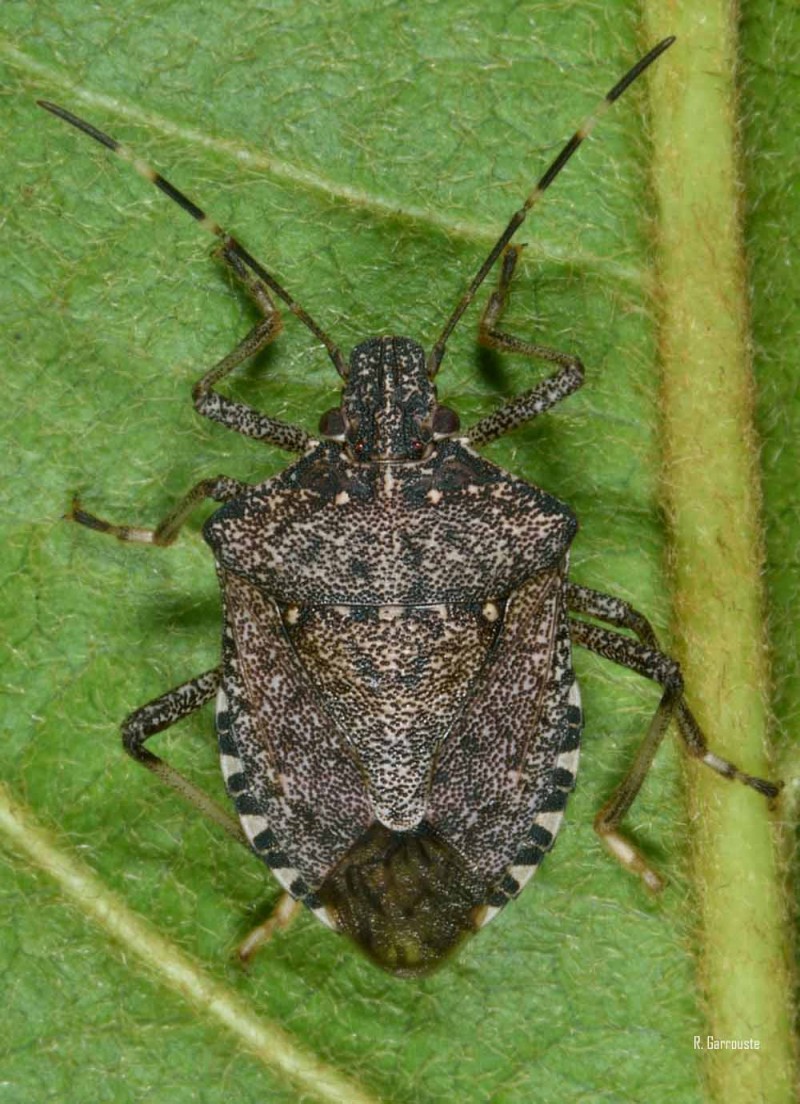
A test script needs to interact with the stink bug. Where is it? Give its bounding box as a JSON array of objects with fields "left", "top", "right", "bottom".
[{"left": 39, "top": 36, "right": 780, "bottom": 977}]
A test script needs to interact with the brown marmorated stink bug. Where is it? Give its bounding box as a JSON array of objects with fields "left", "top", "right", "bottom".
[{"left": 39, "top": 37, "right": 780, "bottom": 976}]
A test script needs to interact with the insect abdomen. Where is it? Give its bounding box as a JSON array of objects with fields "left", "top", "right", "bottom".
[{"left": 317, "top": 821, "right": 487, "bottom": 976}]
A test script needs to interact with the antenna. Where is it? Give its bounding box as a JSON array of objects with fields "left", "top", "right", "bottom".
[
  {"left": 426, "top": 36, "right": 675, "bottom": 378},
  {"left": 37, "top": 101, "right": 348, "bottom": 378}
]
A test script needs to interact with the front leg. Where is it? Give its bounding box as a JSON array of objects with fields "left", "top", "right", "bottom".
[
  {"left": 188, "top": 247, "right": 310, "bottom": 452},
  {"left": 465, "top": 245, "right": 585, "bottom": 446}
]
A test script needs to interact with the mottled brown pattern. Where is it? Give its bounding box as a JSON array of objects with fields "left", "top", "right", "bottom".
[
  {"left": 200, "top": 377, "right": 580, "bottom": 926},
  {"left": 428, "top": 564, "right": 576, "bottom": 880},
  {"left": 222, "top": 571, "right": 373, "bottom": 885},
  {"left": 289, "top": 603, "right": 501, "bottom": 829},
  {"left": 204, "top": 438, "right": 576, "bottom": 606},
  {"left": 205, "top": 369, "right": 581, "bottom": 944}
]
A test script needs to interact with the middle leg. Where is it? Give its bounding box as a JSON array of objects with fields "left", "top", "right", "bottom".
[
  {"left": 122, "top": 668, "right": 302, "bottom": 961},
  {"left": 568, "top": 583, "right": 780, "bottom": 796},
  {"left": 69, "top": 474, "right": 248, "bottom": 546}
]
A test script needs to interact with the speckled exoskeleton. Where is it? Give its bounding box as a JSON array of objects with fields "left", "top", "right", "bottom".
[{"left": 40, "top": 38, "right": 779, "bottom": 976}]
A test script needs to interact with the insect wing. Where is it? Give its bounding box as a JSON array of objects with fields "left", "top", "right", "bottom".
[
  {"left": 217, "top": 570, "right": 372, "bottom": 906},
  {"left": 428, "top": 564, "right": 582, "bottom": 914}
]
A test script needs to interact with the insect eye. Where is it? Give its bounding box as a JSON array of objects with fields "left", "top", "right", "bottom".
[
  {"left": 353, "top": 439, "right": 367, "bottom": 458},
  {"left": 432, "top": 405, "right": 460, "bottom": 436},
  {"left": 319, "top": 408, "right": 346, "bottom": 438}
]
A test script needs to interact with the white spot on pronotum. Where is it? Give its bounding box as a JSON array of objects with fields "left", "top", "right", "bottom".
[
  {"left": 426, "top": 488, "right": 443, "bottom": 504},
  {"left": 334, "top": 490, "right": 350, "bottom": 505},
  {"left": 378, "top": 605, "right": 404, "bottom": 621},
  {"left": 482, "top": 600, "right": 499, "bottom": 622},
  {"left": 284, "top": 605, "right": 300, "bottom": 625},
  {"left": 215, "top": 686, "right": 229, "bottom": 715}
]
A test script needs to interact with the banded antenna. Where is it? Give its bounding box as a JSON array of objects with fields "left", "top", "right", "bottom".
[
  {"left": 36, "top": 100, "right": 348, "bottom": 379},
  {"left": 426, "top": 36, "right": 675, "bottom": 378}
]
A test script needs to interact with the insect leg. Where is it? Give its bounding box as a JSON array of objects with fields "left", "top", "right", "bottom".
[
  {"left": 37, "top": 101, "right": 347, "bottom": 377},
  {"left": 568, "top": 584, "right": 780, "bottom": 798},
  {"left": 185, "top": 244, "right": 310, "bottom": 452},
  {"left": 567, "top": 581, "right": 660, "bottom": 647},
  {"left": 121, "top": 668, "right": 247, "bottom": 846},
  {"left": 427, "top": 37, "right": 675, "bottom": 376},
  {"left": 570, "top": 621, "right": 680, "bottom": 889},
  {"left": 237, "top": 893, "right": 303, "bottom": 966},
  {"left": 190, "top": 311, "right": 311, "bottom": 453},
  {"left": 69, "top": 474, "right": 248, "bottom": 546},
  {"left": 464, "top": 245, "right": 584, "bottom": 446},
  {"left": 215, "top": 240, "right": 278, "bottom": 317},
  {"left": 125, "top": 668, "right": 301, "bottom": 955},
  {"left": 569, "top": 618, "right": 780, "bottom": 890}
]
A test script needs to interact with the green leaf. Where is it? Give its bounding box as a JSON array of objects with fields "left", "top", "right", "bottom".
[{"left": 1, "top": 4, "right": 795, "bottom": 1103}]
